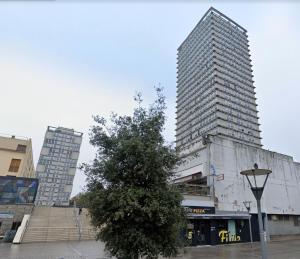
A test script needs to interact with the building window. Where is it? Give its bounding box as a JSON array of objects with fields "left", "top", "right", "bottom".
[
  {"left": 271, "top": 215, "right": 279, "bottom": 221},
  {"left": 283, "top": 215, "right": 289, "bottom": 221},
  {"left": 16, "top": 144, "right": 27, "bottom": 152},
  {"left": 278, "top": 215, "right": 284, "bottom": 221},
  {"left": 294, "top": 216, "right": 300, "bottom": 227},
  {"left": 8, "top": 159, "right": 22, "bottom": 172}
]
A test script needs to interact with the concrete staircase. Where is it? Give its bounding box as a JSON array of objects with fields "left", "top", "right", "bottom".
[
  {"left": 79, "top": 208, "right": 97, "bottom": 240},
  {"left": 22, "top": 207, "right": 80, "bottom": 243}
]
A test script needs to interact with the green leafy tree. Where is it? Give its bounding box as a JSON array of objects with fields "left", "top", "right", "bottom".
[
  {"left": 81, "top": 87, "right": 186, "bottom": 259},
  {"left": 70, "top": 192, "right": 89, "bottom": 208}
]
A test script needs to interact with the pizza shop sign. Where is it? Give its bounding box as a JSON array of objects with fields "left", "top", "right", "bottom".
[{"left": 184, "top": 206, "right": 215, "bottom": 215}]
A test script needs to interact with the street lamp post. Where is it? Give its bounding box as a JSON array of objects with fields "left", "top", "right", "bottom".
[
  {"left": 243, "top": 201, "right": 253, "bottom": 244},
  {"left": 241, "top": 164, "right": 272, "bottom": 259}
]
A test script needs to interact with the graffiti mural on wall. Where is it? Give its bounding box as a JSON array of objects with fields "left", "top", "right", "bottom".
[{"left": 0, "top": 176, "right": 38, "bottom": 204}]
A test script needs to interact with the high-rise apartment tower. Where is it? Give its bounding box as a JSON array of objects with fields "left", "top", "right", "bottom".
[
  {"left": 35, "top": 126, "right": 83, "bottom": 206},
  {"left": 176, "top": 7, "right": 261, "bottom": 151}
]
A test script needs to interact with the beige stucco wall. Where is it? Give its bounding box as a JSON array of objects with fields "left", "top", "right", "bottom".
[{"left": 0, "top": 135, "right": 35, "bottom": 178}]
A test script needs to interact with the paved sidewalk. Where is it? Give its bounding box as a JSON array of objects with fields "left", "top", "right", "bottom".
[
  {"left": 1, "top": 239, "right": 300, "bottom": 259},
  {"left": 0, "top": 241, "right": 107, "bottom": 259},
  {"left": 180, "top": 239, "right": 300, "bottom": 259}
]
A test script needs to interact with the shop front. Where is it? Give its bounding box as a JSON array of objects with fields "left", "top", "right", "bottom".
[{"left": 184, "top": 206, "right": 253, "bottom": 246}]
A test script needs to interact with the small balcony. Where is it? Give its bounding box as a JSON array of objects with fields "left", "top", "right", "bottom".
[
  {"left": 173, "top": 172, "right": 211, "bottom": 197},
  {"left": 177, "top": 184, "right": 210, "bottom": 196}
]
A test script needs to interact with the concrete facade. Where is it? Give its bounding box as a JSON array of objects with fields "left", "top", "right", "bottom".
[
  {"left": 35, "top": 126, "right": 83, "bottom": 206},
  {"left": 0, "top": 135, "right": 35, "bottom": 178},
  {"left": 267, "top": 217, "right": 300, "bottom": 236},
  {"left": 174, "top": 7, "right": 300, "bottom": 240},
  {"left": 176, "top": 7, "right": 261, "bottom": 151},
  {"left": 211, "top": 137, "right": 300, "bottom": 215},
  {"left": 176, "top": 135, "right": 300, "bottom": 236}
]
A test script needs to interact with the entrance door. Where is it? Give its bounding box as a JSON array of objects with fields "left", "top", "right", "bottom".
[{"left": 193, "top": 220, "right": 210, "bottom": 246}]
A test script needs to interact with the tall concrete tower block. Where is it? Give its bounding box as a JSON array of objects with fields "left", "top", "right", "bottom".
[{"left": 176, "top": 7, "right": 261, "bottom": 152}]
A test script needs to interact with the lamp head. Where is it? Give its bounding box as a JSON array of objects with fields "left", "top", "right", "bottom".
[{"left": 240, "top": 168, "right": 272, "bottom": 201}]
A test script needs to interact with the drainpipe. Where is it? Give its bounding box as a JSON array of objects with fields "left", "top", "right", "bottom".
[{"left": 206, "top": 135, "right": 215, "bottom": 207}]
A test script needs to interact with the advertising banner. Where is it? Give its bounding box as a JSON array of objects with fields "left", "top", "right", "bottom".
[
  {"left": 0, "top": 176, "right": 39, "bottom": 204},
  {"left": 184, "top": 206, "right": 215, "bottom": 215}
]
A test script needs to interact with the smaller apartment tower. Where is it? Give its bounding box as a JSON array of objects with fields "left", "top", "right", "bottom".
[{"left": 35, "top": 126, "right": 83, "bottom": 206}]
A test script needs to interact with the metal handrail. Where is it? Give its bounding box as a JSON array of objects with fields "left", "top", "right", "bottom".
[
  {"left": 19, "top": 217, "right": 30, "bottom": 243},
  {"left": 73, "top": 202, "right": 81, "bottom": 240}
]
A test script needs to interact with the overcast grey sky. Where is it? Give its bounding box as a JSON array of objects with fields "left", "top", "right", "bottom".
[{"left": 0, "top": 1, "right": 299, "bottom": 196}]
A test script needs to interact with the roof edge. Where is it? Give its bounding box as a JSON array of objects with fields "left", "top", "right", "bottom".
[{"left": 177, "top": 7, "right": 247, "bottom": 51}]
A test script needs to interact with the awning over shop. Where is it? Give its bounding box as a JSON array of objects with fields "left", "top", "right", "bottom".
[{"left": 187, "top": 213, "right": 251, "bottom": 220}]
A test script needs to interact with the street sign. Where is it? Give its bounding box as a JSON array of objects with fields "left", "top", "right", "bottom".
[
  {"left": 216, "top": 174, "right": 224, "bottom": 181},
  {"left": 0, "top": 213, "right": 14, "bottom": 219}
]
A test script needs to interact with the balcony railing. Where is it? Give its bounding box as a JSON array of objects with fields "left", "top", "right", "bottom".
[{"left": 177, "top": 184, "right": 210, "bottom": 196}]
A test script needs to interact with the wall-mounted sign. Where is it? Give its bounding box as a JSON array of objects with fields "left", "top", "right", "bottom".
[
  {"left": 0, "top": 213, "right": 14, "bottom": 219},
  {"left": 216, "top": 174, "right": 224, "bottom": 181},
  {"left": 184, "top": 206, "right": 215, "bottom": 215},
  {"left": 187, "top": 230, "right": 193, "bottom": 240},
  {"left": 218, "top": 230, "right": 241, "bottom": 243}
]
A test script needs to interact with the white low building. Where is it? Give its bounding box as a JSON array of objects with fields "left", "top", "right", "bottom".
[{"left": 176, "top": 134, "right": 300, "bottom": 245}]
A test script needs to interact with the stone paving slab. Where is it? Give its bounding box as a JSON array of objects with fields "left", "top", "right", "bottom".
[
  {"left": 0, "top": 240, "right": 109, "bottom": 259},
  {"left": 179, "top": 240, "right": 300, "bottom": 259},
  {"left": 1, "top": 239, "right": 300, "bottom": 259}
]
